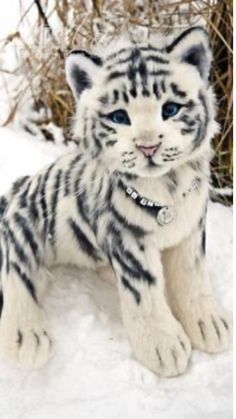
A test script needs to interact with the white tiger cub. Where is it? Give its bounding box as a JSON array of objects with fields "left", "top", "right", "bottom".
[{"left": 0, "top": 27, "right": 231, "bottom": 377}]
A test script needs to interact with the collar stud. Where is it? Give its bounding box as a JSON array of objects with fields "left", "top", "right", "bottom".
[{"left": 157, "top": 206, "right": 175, "bottom": 226}]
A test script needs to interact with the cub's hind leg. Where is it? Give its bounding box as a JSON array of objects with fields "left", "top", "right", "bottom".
[{"left": 0, "top": 214, "right": 53, "bottom": 368}]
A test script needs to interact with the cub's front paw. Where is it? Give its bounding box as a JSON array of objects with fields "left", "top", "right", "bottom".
[
  {"left": 126, "top": 313, "right": 192, "bottom": 377},
  {"left": 178, "top": 296, "right": 231, "bottom": 353},
  {"left": 0, "top": 309, "right": 53, "bottom": 368}
]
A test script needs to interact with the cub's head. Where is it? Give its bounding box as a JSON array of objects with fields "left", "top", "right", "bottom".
[{"left": 66, "top": 27, "right": 218, "bottom": 178}]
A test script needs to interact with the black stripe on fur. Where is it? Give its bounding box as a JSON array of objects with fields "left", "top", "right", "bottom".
[
  {"left": 12, "top": 176, "right": 30, "bottom": 195},
  {"left": 40, "top": 164, "right": 54, "bottom": 236},
  {"left": 112, "top": 248, "right": 155, "bottom": 285},
  {"left": 0, "top": 196, "right": 8, "bottom": 220},
  {"left": 13, "top": 212, "right": 40, "bottom": 265},
  {"left": 28, "top": 175, "right": 42, "bottom": 221},
  {"left": 107, "top": 71, "right": 126, "bottom": 81},
  {"left": 121, "top": 275, "right": 141, "bottom": 304},
  {"left": 193, "top": 92, "right": 209, "bottom": 149},
  {"left": 11, "top": 262, "right": 37, "bottom": 303},
  {"left": 201, "top": 228, "right": 206, "bottom": 254},
  {"left": 109, "top": 225, "right": 155, "bottom": 285},
  {"left": 68, "top": 218, "right": 101, "bottom": 261},
  {"left": 170, "top": 82, "right": 187, "bottom": 98},
  {"left": 2, "top": 220, "right": 30, "bottom": 266},
  {"left": 48, "top": 169, "right": 63, "bottom": 245},
  {"left": 110, "top": 203, "right": 147, "bottom": 239},
  {"left": 0, "top": 290, "right": 3, "bottom": 316},
  {"left": 64, "top": 155, "right": 82, "bottom": 196}
]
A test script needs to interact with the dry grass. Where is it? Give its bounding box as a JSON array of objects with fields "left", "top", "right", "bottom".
[{"left": 0, "top": 0, "right": 233, "bottom": 203}]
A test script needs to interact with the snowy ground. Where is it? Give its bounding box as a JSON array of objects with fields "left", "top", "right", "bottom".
[{"left": 0, "top": 127, "right": 233, "bottom": 419}]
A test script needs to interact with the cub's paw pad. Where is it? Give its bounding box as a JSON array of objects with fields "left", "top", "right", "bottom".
[
  {"left": 17, "top": 328, "right": 53, "bottom": 367},
  {"left": 180, "top": 298, "right": 231, "bottom": 353},
  {"left": 152, "top": 329, "right": 191, "bottom": 377},
  {"left": 195, "top": 312, "right": 231, "bottom": 353},
  {"left": 129, "top": 316, "right": 192, "bottom": 377},
  {"left": 0, "top": 317, "right": 53, "bottom": 368}
]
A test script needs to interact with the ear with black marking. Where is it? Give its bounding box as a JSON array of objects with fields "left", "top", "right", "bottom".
[
  {"left": 166, "top": 27, "right": 212, "bottom": 82},
  {"left": 65, "top": 50, "right": 103, "bottom": 100}
]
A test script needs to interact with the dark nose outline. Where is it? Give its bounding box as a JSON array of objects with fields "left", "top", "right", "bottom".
[{"left": 137, "top": 142, "right": 161, "bottom": 157}]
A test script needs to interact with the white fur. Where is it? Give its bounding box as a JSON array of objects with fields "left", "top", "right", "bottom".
[{"left": 0, "top": 28, "right": 230, "bottom": 376}]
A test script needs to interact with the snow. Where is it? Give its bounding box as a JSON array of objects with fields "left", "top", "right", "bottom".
[{"left": 0, "top": 127, "right": 233, "bottom": 419}]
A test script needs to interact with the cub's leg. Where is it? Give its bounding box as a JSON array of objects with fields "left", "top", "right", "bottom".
[
  {"left": 0, "top": 213, "right": 53, "bottom": 368},
  {"left": 110, "top": 234, "right": 192, "bottom": 377},
  {"left": 162, "top": 220, "right": 231, "bottom": 353}
]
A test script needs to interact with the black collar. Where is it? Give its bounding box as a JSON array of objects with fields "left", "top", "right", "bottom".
[{"left": 118, "top": 179, "right": 175, "bottom": 226}]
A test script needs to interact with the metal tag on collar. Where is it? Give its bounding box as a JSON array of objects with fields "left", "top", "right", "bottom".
[{"left": 157, "top": 205, "right": 175, "bottom": 226}]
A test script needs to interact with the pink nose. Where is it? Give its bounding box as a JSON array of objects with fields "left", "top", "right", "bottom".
[{"left": 137, "top": 144, "right": 160, "bottom": 157}]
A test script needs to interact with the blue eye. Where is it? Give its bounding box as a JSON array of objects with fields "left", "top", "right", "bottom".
[
  {"left": 162, "top": 102, "right": 182, "bottom": 119},
  {"left": 107, "top": 109, "right": 131, "bottom": 125}
]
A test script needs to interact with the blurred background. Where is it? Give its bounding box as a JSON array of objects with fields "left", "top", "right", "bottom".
[{"left": 0, "top": 0, "right": 233, "bottom": 204}]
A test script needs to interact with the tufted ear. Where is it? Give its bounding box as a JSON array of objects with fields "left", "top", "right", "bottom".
[
  {"left": 166, "top": 27, "right": 212, "bottom": 82},
  {"left": 65, "top": 50, "right": 103, "bottom": 100}
]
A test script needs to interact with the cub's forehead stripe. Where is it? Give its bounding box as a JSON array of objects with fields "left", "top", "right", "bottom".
[
  {"left": 107, "top": 69, "right": 170, "bottom": 82},
  {"left": 105, "top": 45, "right": 164, "bottom": 62},
  {"left": 145, "top": 55, "right": 169, "bottom": 64},
  {"left": 107, "top": 71, "right": 127, "bottom": 81},
  {"left": 149, "top": 70, "right": 170, "bottom": 77},
  {"left": 105, "top": 47, "right": 128, "bottom": 62},
  {"left": 105, "top": 54, "right": 169, "bottom": 70}
]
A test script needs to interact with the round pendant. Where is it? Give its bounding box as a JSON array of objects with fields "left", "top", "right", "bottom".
[{"left": 157, "top": 206, "right": 175, "bottom": 226}]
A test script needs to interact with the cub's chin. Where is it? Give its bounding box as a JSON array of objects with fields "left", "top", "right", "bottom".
[
  {"left": 125, "top": 162, "right": 180, "bottom": 179},
  {"left": 120, "top": 166, "right": 168, "bottom": 179}
]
